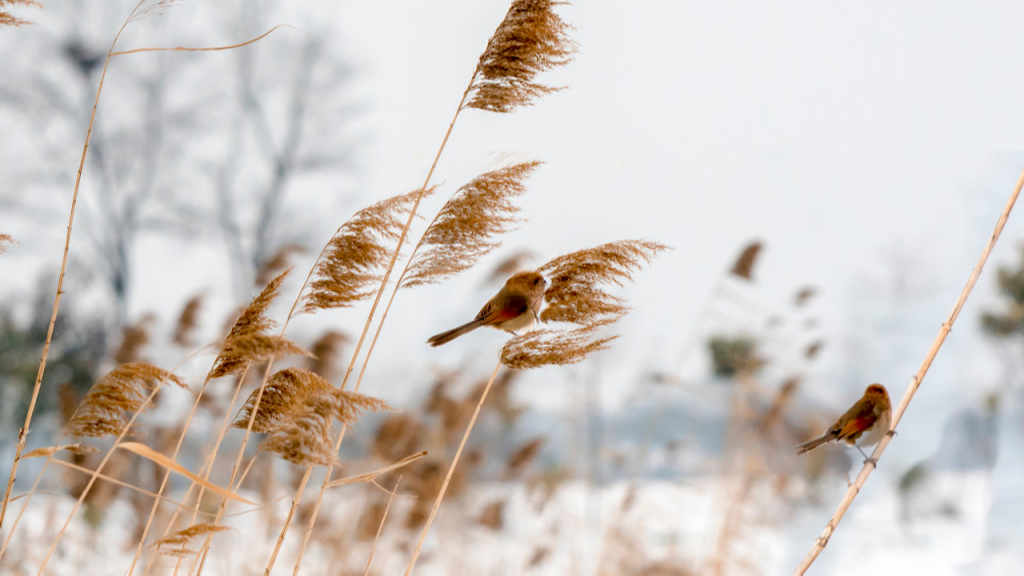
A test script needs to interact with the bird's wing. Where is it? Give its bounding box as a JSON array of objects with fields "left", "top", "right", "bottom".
[{"left": 476, "top": 294, "right": 531, "bottom": 326}]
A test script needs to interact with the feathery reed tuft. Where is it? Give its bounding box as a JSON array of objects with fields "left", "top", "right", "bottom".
[
  {"left": 0, "top": 233, "right": 14, "bottom": 253},
  {"left": 232, "top": 367, "right": 333, "bottom": 434},
  {"left": 501, "top": 240, "right": 666, "bottom": 369},
  {"left": 730, "top": 241, "right": 763, "bottom": 280},
  {"left": 155, "top": 524, "right": 232, "bottom": 557},
  {"left": 308, "top": 330, "right": 349, "bottom": 381},
  {"left": 467, "top": 0, "right": 576, "bottom": 113},
  {"left": 403, "top": 162, "right": 540, "bottom": 287},
  {"left": 211, "top": 269, "right": 289, "bottom": 378},
  {"left": 501, "top": 324, "right": 616, "bottom": 370},
  {"left": 259, "top": 388, "right": 390, "bottom": 467},
  {"left": 64, "top": 363, "right": 186, "bottom": 438},
  {"left": 256, "top": 243, "right": 305, "bottom": 288},
  {"left": 217, "top": 333, "right": 311, "bottom": 369},
  {"left": 0, "top": 0, "right": 39, "bottom": 27},
  {"left": 301, "top": 188, "right": 433, "bottom": 313}
]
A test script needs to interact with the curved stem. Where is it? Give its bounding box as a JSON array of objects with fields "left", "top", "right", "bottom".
[
  {"left": 794, "top": 167, "right": 1024, "bottom": 574},
  {"left": 0, "top": 0, "right": 145, "bottom": 540}
]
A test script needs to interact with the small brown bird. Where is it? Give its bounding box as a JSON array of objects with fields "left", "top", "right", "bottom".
[
  {"left": 427, "top": 271, "right": 547, "bottom": 347},
  {"left": 797, "top": 384, "right": 892, "bottom": 461}
]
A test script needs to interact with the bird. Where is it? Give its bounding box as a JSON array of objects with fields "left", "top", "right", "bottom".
[
  {"left": 796, "top": 383, "right": 892, "bottom": 463},
  {"left": 427, "top": 271, "right": 547, "bottom": 347}
]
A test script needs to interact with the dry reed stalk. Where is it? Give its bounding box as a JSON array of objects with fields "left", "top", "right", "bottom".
[
  {"left": 0, "top": 0, "right": 38, "bottom": 26},
  {"left": 794, "top": 167, "right": 1024, "bottom": 574},
  {"left": 405, "top": 359, "right": 503, "bottom": 575},
  {"left": 0, "top": 0, "right": 139, "bottom": 536},
  {"left": 363, "top": 476, "right": 402, "bottom": 576}
]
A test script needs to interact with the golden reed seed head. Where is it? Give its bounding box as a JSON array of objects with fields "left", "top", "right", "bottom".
[
  {"left": 210, "top": 269, "right": 290, "bottom": 379},
  {"left": 63, "top": 363, "right": 186, "bottom": 439},
  {"left": 403, "top": 162, "right": 539, "bottom": 288},
  {"left": 467, "top": 0, "right": 577, "bottom": 113},
  {"left": 259, "top": 387, "right": 390, "bottom": 467},
  {"left": 500, "top": 240, "right": 666, "bottom": 370},
  {"left": 302, "top": 187, "right": 433, "bottom": 313}
]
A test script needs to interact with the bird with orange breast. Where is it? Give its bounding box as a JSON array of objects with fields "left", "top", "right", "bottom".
[
  {"left": 797, "top": 384, "right": 892, "bottom": 464},
  {"left": 427, "top": 271, "right": 547, "bottom": 347}
]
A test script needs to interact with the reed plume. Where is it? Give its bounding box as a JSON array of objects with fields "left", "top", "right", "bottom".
[
  {"left": 0, "top": 233, "right": 13, "bottom": 253},
  {"left": 501, "top": 239, "right": 667, "bottom": 369},
  {"left": 467, "top": 0, "right": 576, "bottom": 113},
  {"left": 211, "top": 269, "right": 289, "bottom": 378},
  {"left": 258, "top": 387, "right": 390, "bottom": 467},
  {"left": 0, "top": 0, "right": 39, "bottom": 27},
  {"left": 402, "top": 161, "right": 539, "bottom": 288},
  {"left": 63, "top": 363, "right": 186, "bottom": 438},
  {"left": 301, "top": 188, "right": 431, "bottom": 313},
  {"left": 231, "top": 367, "right": 333, "bottom": 434}
]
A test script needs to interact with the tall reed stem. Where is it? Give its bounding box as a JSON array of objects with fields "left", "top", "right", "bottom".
[
  {"left": 794, "top": 167, "right": 1024, "bottom": 574},
  {"left": 405, "top": 358, "right": 503, "bottom": 575},
  {"left": 0, "top": 0, "right": 142, "bottom": 537}
]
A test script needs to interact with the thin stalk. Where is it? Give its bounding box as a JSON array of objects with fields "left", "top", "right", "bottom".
[
  {"left": 38, "top": 386, "right": 161, "bottom": 574},
  {"left": 0, "top": 0, "right": 144, "bottom": 537},
  {"left": 794, "top": 167, "right": 1024, "bottom": 574},
  {"left": 277, "top": 69, "right": 482, "bottom": 576},
  {"left": 364, "top": 476, "right": 402, "bottom": 576},
  {"left": 190, "top": 240, "right": 332, "bottom": 574},
  {"left": 129, "top": 360, "right": 252, "bottom": 573},
  {"left": 405, "top": 358, "right": 503, "bottom": 576}
]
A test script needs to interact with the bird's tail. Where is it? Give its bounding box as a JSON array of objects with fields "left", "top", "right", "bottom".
[
  {"left": 796, "top": 432, "right": 836, "bottom": 455},
  {"left": 427, "top": 320, "right": 482, "bottom": 347}
]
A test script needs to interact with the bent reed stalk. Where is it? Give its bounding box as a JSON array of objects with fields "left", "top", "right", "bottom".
[{"left": 794, "top": 167, "right": 1024, "bottom": 574}]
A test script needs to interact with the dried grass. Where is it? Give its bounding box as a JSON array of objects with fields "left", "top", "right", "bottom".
[
  {"left": 402, "top": 162, "right": 539, "bottom": 287},
  {"left": 210, "top": 269, "right": 289, "bottom": 378},
  {"left": 63, "top": 363, "right": 185, "bottom": 438},
  {"left": 231, "top": 367, "right": 333, "bottom": 434},
  {"left": 467, "top": 0, "right": 576, "bottom": 113},
  {"left": 0, "top": 233, "right": 14, "bottom": 253},
  {"left": 259, "top": 387, "right": 390, "bottom": 467},
  {"left": 301, "top": 188, "right": 431, "bottom": 313}
]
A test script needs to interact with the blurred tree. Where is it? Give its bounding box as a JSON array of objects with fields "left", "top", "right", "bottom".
[{"left": 0, "top": 0, "right": 358, "bottom": 323}]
